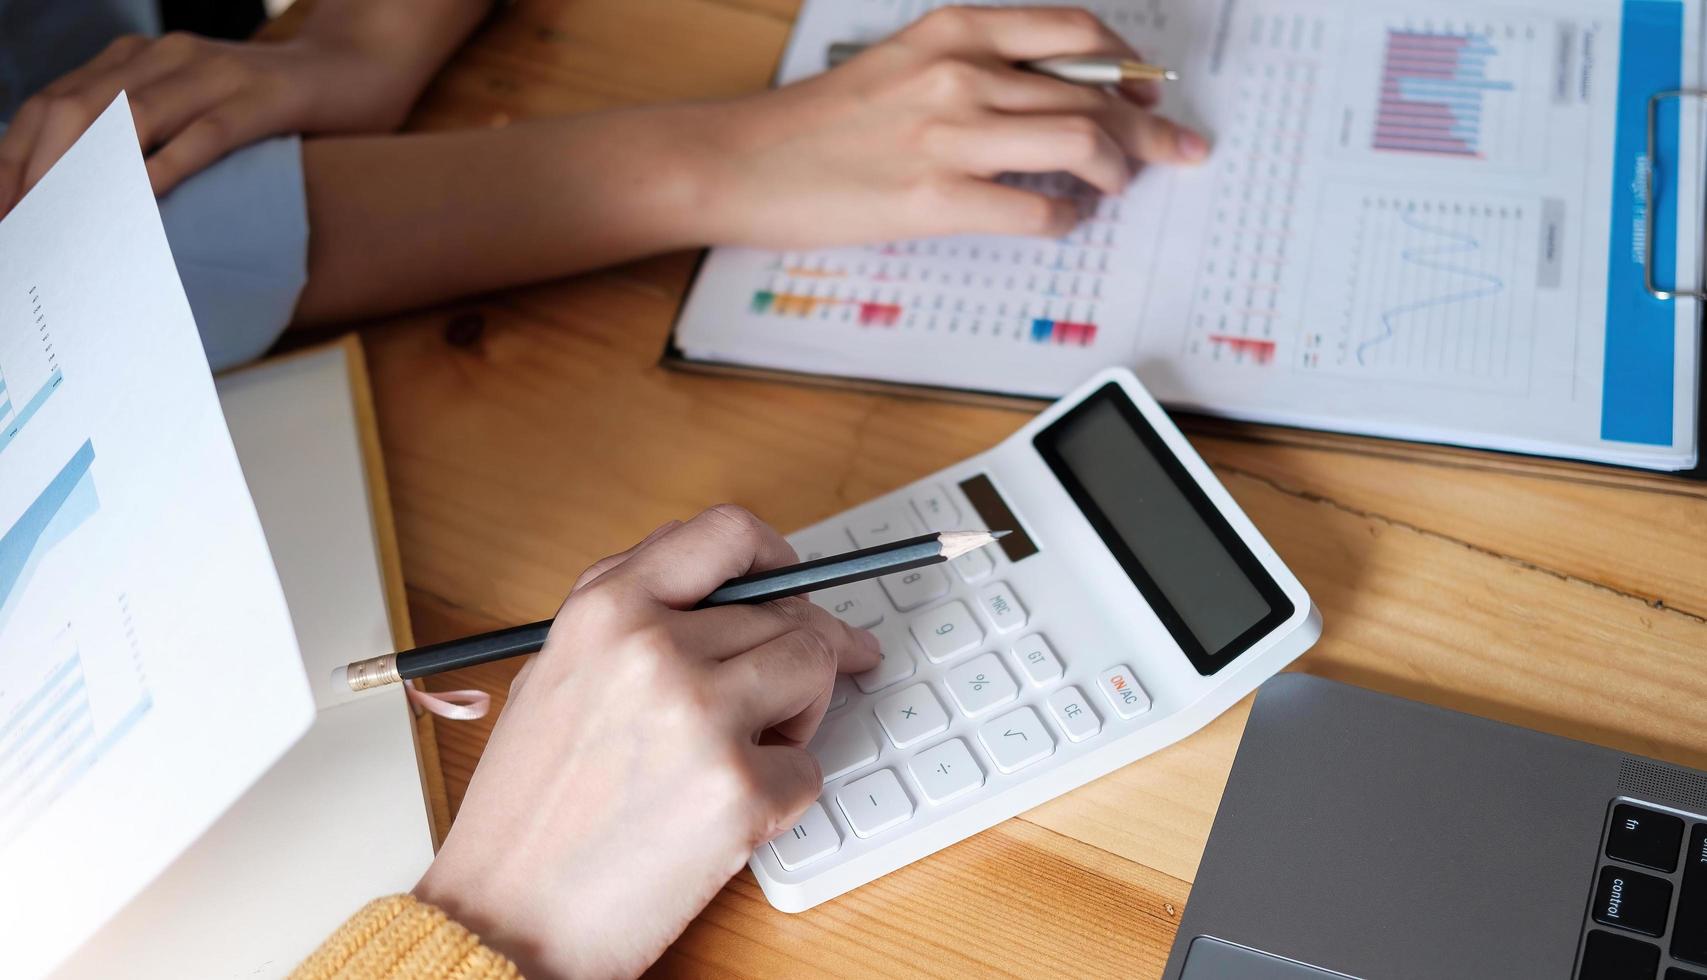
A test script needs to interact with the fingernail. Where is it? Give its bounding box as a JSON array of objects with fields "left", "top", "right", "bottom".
[
  {"left": 1178, "top": 129, "right": 1210, "bottom": 162},
  {"left": 859, "top": 629, "right": 880, "bottom": 654}
]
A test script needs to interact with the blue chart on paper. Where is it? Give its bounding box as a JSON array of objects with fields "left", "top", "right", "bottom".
[
  {"left": 0, "top": 440, "right": 97, "bottom": 630},
  {"left": 1359, "top": 213, "right": 1508, "bottom": 364},
  {"left": 1373, "top": 30, "right": 1515, "bottom": 159},
  {"left": 0, "top": 284, "right": 64, "bottom": 456},
  {"left": 0, "top": 439, "right": 152, "bottom": 838}
]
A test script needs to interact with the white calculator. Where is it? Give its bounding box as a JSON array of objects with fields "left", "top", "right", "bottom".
[{"left": 753, "top": 367, "right": 1322, "bottom": 912}]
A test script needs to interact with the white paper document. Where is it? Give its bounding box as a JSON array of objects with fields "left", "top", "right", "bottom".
[
  {"left": 676, "top": 0, "right": 1704, "bottom": 469},
  {"left": 0, "top": 97, "right": 314, "bottom": 977}
]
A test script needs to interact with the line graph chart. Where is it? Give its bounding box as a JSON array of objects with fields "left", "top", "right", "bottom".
[{"left": 1301, "top": 191, "right": 1535, "bottom": 392}]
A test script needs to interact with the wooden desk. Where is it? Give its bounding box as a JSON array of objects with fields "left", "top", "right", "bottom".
[{"left": 356, "top": 1, "right": 1707, "bottom": 975}]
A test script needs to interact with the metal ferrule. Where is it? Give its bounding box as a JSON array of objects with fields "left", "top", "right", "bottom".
[{"left": 345, "top": 653, "right": 401, "bottom": 691}]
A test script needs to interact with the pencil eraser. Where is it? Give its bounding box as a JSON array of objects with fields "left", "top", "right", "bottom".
[{"left": 329, "top": 664, "right": 349, "bottom": 692}]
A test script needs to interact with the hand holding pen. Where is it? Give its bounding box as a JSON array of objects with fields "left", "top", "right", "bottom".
[{"left": 685, "top": 6, "right": 1208, "bottom": 250}]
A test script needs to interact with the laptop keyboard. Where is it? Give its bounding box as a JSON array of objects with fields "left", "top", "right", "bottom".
[{"left": 1577, "top": 801, "right": 1707, "bottom": 979}]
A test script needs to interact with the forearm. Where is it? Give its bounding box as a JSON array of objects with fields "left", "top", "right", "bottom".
[
  {"left": 293, "top": 104, "right": 731, "bottom": 324},
  {"left": 296, "top": 0, "right": 493, "bottom": 104}
]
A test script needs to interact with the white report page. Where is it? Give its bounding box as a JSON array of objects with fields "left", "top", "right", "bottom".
[{"left": 676, "top": 0, "right": 1704, "bottom": 469}]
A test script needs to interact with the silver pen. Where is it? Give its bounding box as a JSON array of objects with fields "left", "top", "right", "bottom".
[{"left": 826, "top": 42, "right": 1179, "bottom": 83}]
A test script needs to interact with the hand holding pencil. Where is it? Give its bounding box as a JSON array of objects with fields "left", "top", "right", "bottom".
[{"left": 413, "top": 505, "right": 889, "bottom": 978}]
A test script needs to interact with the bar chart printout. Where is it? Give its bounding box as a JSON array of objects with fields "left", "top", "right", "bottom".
[
  {"left": 1375, "top": 30, "right": 1513, "bottom": 158},
  {"left": 0, "top": 285, "right": 63, "bottom": 456}
]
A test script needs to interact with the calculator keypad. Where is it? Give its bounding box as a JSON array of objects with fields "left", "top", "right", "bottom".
[
  {"left": 975, "top": 582, "right": 1027, "bottom": 633},
  {"left": 910, "top": 601, "right": 982, "bottom": 663},
  {"left": 909, "top": 484, "right": 961, "bottom": 528},
  {"left": 908, "top": 739, "right": 983, "bottom": 804},
  {"left": 1012, "top": 634, "right": 1064, "bottom": 686},
  {"left": 880, "top": 564, "right": 951, "bottom": 611},
  {"left": 874, "top": 683, "right": 950, "bottom": 748},
  {"left": 1047, "top": 686, "right": 1100, "bottom": 742},
  {"left": 770, "top": 802, "right": 840, "bottom": 871},
  {"left": 945, "top": 653, "right": 1018, "bottom": 717},
  {"left": 979, "top": 706, "right": 1055, "bottom": 773},
  {"left": 771, "top": 494, "right": 1160, "bottom": 878},
  {"left": 837, "top": 769, "right": 913, "bottom": 838},
  {"left": 815, "top": 580, "right": 886, "bottom": 629},
  {"left": 1097, "top": 665, "right": 1152, "bottom": 719},
  {"left": 951, "top": 547, "right": 995, "bottom": 582},
  {"left": 810, "top": 713, "right": 880, "bottom": 782},
  {"left": 853, "top": 626, "right": 916, "bottom": 694}
]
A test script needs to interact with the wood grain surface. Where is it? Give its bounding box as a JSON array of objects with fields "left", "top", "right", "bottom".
[{"left": 339, "top": 2, "right": 1707, "bottom": 975}]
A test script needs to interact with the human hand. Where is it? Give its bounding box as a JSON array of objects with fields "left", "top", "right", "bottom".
[
  {"left": 412, "top": 506, "right": 881, "bottom": 979},
  {"left": 0, "top": 25, "right": 428, "bottom": 214},
  {"left": 690, "top": 5, "right": 1209, "bottom": 247}
]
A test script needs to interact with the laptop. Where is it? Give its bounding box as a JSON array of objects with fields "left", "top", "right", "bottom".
[{"left": 1163, "top": 673, "right": 1707, "bottom": 980}]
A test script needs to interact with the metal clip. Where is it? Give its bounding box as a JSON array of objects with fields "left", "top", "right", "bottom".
[{"left": 1644, "top": 89, "right": 1707, "bottom": 300}]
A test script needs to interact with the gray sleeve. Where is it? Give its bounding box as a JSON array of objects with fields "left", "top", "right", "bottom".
[{"left": 157, "top": 134, "right": 309, "bottom": 373}]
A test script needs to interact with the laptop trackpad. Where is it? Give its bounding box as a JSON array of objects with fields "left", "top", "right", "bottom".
[{"left": 1181, "top": 937, "right": 1362, "bottom": 980}]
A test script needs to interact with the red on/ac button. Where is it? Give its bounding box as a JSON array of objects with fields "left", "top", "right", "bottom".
[{"left": 1096, "top": 665, "right": 1152, "bottom": 719}]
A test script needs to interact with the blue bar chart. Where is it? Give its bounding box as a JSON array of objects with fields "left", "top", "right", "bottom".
[
  {"left": 0, "top": 439, "right": 154, "bottom": 839},
  {"left": 0, "top": 440, "right": 97, "bottom": 630},
  {"left": 0, "top": 285, "right": 63, "bottom": 456},
  {"left": 1374, "top": 30, "right": 1514, "bottom": 158}
]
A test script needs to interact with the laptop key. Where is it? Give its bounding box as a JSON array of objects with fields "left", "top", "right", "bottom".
[
  {"left": 1675, "top": 824, "right": 1707, "bottom": 966},
  {"left": 1578, "top": 930, "right": 1659, "bottom": 980},
  {"left": 1666, "top": 969, "right": 1707, "bottom": 980},
  {"left": 1592, "top": 866, "right": 1672, "bottom": 937},
  {"left": 1607, "top": 803, "right": 1684, "bottom": 872}
]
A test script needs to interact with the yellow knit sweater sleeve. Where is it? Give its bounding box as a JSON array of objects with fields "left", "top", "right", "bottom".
[{"left": 290, "top": 894, "right": 521, "bottom": 980}]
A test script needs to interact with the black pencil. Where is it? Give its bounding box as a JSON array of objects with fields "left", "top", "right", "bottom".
[{"left": 337, "top": 529, "right": 1007, "bottom": 692}]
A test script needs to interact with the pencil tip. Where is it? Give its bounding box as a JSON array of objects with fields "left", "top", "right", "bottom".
[{"left": 991, "top": 530, "right": 1012, "bottom": 538}]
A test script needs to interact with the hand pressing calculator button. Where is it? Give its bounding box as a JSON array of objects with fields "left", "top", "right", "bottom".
[
  {"left": 751, "top": 367, "right": 1320, "bottom": 913},
  {"left": 946, "top": 653, "right": 1018, "bottom": 717},
  {"left": 829, "top": 676, "right": 853, "bottom": 712},
  {"left": 978, "top": 706, "right": 1055, "bottom": 773},
  {"left": 809, "top": 713, "right": 879, "bottom": 783},
  {"left": 837, "top": 769, "right": 913, "bottom": 838},
  {"left": 874, "top": 683, "right": 949, "bottom": 748},
  {"left": 769, "top": 802, "right": 840, "bottom": 871},
  {"left": 910, "top": 601, "right": 982, "bottom": 662},
  {"left": 853, "top": 625, "right": 916, "bottom": 694}
]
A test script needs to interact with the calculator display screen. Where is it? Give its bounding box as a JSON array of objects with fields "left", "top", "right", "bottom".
[{"left": 1033, "top": 384, "right": 1294, "bottom": 675}]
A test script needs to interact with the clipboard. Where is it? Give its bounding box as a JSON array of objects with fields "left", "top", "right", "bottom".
[
  {"left": 663, "top": 78, "right": 1707, "bottom": 486},
  {"left": 662, "top": 329, "right": 1707, "bottom": 489}
]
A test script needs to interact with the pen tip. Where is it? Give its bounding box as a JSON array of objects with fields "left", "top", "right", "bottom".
[{"left": 991, "top": 530, "right": 1012, "bottom": 539}]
